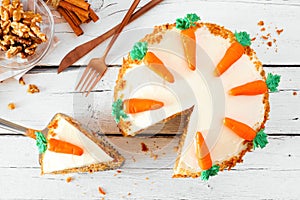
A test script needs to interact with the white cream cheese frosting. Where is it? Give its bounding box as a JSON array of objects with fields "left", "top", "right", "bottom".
[
  {"left": 42, "top": 116, "right": 113, "bottom": 174},
  {"left": 114, "top": 23, "right": 267, "bottom": 176}
]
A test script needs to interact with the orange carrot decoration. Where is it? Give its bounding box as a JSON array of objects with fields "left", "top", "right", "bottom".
[
  {"left": 214, "top": 31, "right": 252, "bottom": 76},
  {"left": 48, "top": 138, "right": 84, "bottom": 156},
  {"left": 181, "top": 28, "right": 196, "bottom": 71},
  {"left": 144, "top": 51, "right": 175, "bottom": 83},
  {"left": 176, "top": 13, "right": 200, "bottom": 71},
  {"left": 229, "top": 80, "right": 268, "bottom": 96},
  {"left": 224, "top": 117, "right": 256, "bottom": 141},
  {"left": 195, "top": 132, "right": 212, "bottom": 170},
  {"left": 123, "top": 98, "right": 164, "bottom": 114}
]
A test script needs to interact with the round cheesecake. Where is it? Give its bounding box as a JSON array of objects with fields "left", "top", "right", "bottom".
[{"left": 113, "top": 15, "right": 271, "bottom": 179}]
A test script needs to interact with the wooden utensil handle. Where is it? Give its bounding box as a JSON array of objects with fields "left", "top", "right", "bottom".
[
  {"left": 102, "top": 0, "right": 141, "bottom": 59},
  {"left": 58, "top": 0, "right": 163, "bottom": 73}
]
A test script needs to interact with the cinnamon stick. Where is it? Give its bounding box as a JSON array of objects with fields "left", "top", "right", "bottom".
[
  {"left": 65, "top": 9, "right": 81, "bottom": 26},
  {"left": 57, "top": 6, "right": 83, "bottom": 36},
  {"left": 75, "top": 11, "right": 90, "bottom": 23},
  {"left": 59, "top": 1, "right": 89, "bottom": 18},
  {"left": 89, "top": 7, "right": 99, "bottom": 22},
  {"left": 64, "top": 0, "right": 90, "bottom": 11}
]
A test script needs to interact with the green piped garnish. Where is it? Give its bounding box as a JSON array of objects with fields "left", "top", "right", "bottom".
[
  {"left": 35, "top": 131, "right": 47, "bottom": 153},
  {"left": 234, "top": 31, "right": 251, "bottom": 47},
  {"left": 200, "top": 165, "right": 220, "bottom": 181},
  {"left": 176, "top": 13, "right": 200, "bottom": 30},
  {"left": 266, "top": 73, "right": 281, "bottom": 92},
  {"left": 130, "top": 42, "right": 148, "bottom": 61},
  {"left": 253, "top": 129, "right": 268, "bottom": 149},
  {"left": 112, "top": 99, "right": 128, "bottom": 123}
]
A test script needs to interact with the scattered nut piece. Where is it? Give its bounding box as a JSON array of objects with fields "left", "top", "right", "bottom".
[
  {"left": 8, "top": 103, "right": 16, "bottom": 110},
  {"left": 27, "top": 84, "right": 40, "bottom": 94},
  {"left": 98, "top": 187, "right": 106, "bottom": 195},
  {"left": 257, "top": 20, "right": 264, "bottom": 26},
  {"left": 141, "top": 142, "right": 149, "bottom": 152},
  {"left": 293, "top": 91, "right": 297, "bottom": 96}
]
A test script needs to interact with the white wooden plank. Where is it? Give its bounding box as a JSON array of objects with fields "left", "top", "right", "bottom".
[
  {"left": 0, "top": 67, "right": 299, "bottom": 134},
  {"left": 0, "top": 136, "right": 299, "bottom": 170},
  {"left": 39, "top": 0, "right": 300, "bottom": 66},
  {"left": 0, "top": 135, "right": 299, "bottom": 199}
]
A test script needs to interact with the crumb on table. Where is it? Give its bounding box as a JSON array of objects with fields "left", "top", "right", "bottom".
[
  {"left": 66, "top": 176, "right": 72, "bottom": 183},
  {"left": 27, "top": 84, "right": 40, "bottom": 94},
  {"left": 19, "top": 77, "right": 26, "bottom": 85},
  {"left": 98, "top": 186, "right": 106, "bottom": 195},
  {"left": 141, "top": 142, "right": 149, "bottom": 152},
  {"left": 7, "top": 103, "right": 16, "bottom": 110}
]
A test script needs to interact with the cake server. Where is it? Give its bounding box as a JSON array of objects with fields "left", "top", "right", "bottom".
[{"left": 57, "top": 0, "right": 163, "bottom": 73}]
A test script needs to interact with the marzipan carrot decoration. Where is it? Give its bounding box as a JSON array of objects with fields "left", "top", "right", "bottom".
[
  {"left": 144, "top": 51, "right": 175, "bottom": 83},
  {"left": 229, "top": 80, "right": 268, "bottom": 96},
  {"left": 224, "top": 117, "right": 256, "bottom": 141},
  {"left": 214, "top": 31, "right": 251, "bottom": 76},
  {"left": 35, "top": 131, "right": 84, "bottom": 156},
  {"left": 48, "top": 138, "right": 84, "bottom": 156},
  {"left": 181, "top": 28, "right": 196, "bottom": 71},
  {"left": 195, "top": 132, "right": 212, "bottom": 170},
  {"left": 176, "top": 13, "right": 200, "bottom": 71},
  {"left": 123, "top": 98, "right": 164, "bottom": 114}
]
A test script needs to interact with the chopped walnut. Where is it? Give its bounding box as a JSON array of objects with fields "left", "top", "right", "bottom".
[
  {"left": 0, "top": 0, "right": 47, "bottom": 59},
  {"left": 7, "top": 103, "right": 16, "bottom": 110},
  {"left": 27, "top": 84, "right": 40, "bottom": 94}
]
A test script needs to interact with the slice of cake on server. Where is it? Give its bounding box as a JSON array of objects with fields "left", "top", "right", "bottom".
[
  {"left": 112, "top": 14, "right": 280, "bottom": 180},
  {"left": 33, "top": 113, "right": 124, "bottom": 174}
]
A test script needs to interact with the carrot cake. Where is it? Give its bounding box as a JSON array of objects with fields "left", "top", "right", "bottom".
[
  {"left": 34, "top": 113, "right": 124, "bottom": 174},
  {"left": 113, "top": 14, "right": 280, "bottom": 180}
]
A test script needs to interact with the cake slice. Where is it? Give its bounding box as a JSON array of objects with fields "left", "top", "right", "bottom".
[
  {"left": 113, "top": 14, "right": 279, "bottom": 179},
  {"left": 36, "top": 113, "right": 124, "bottom": 174}
]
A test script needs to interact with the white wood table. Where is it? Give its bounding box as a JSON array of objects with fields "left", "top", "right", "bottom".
[{"left": 1, "top": 0, "right": 300, "bottom": 199}]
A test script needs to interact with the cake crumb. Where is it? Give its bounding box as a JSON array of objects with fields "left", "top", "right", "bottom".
[
  {"left": 173, "top": 146, "right": 179, "bottom": 152},
  {"left": 260, "top": 27, "right": 266, "bottom": 32},
  {"left": 128, "top": 192, "right": 131, "bottom": 196},
  {"left": 293, "top": 91, "right": 297, "bottom": 96},
  {"left": 251, "top": 37, "right": 256, "bottom": 41},
  {"left": 276, "top": 29, "right": 284, "bottom": 35},
  {"left": 66, "top": 176, "right": 72, "bottom": 183},
  {"left": 19, "top": 77, "right": 26, "bottom": 85},
  {"left": 258, "top": 20, "right": 264, "bottom": 26},
  {"left": 117, "top": 170, "right": 122, "bottom": 173},
  {"left": 267, "top": 41, "right": 272, "bottom": 47},
  {"left": 7, "top": 103, "right": 16, "bottom": 110},
  {"left": 261, "top": 35, "right": 269, "bottom": 40},
  {"left": 27, "top": 84, "right": 40, "bottom": 94},
  {"left": 150, "top": 151, "right": 158, "bottom": 160},
  {"left": 98, "top": 187, "right": 106, "bottom": 195},
  {"left": 145, "top": 177, "right": 149, "bottom": 180},
  {"left": 141, "top": 142, "right": 149, "bottom": 152}
]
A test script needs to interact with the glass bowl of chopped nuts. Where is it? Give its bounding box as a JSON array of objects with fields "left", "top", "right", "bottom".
[{"left": 0, "top": 0, "right": 54, "bottom": 70}]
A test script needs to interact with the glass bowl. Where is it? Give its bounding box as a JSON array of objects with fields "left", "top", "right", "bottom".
[{"left": 0, "top": 0, "right": 54, "bottom": 70}]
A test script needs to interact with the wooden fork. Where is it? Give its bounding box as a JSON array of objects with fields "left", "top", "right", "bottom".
[{"left": 75, "top": 0, "right": 141, "bottom": 96}]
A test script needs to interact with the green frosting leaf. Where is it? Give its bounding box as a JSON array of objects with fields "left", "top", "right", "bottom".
[
  {"left": 266, "top": 73, "right": 281, "bottom": 92},
  {"left": 176, "top": 13, "right": 200, "bottom": 30},
  {"left": 253, "top": 129, "right": 268, "bottom": 149},
  {"left": 234, "top": 31, "right": 251, "bottom": 47},
  {"left": 112, "top": 99, "right": 129, "bottom": 123},
  {"left": 200, "top": 165, "right": 220, "bottom": 181},
  {"left": 35, "top": 131, "right": 47, "bottom": 153},
  {"left": 130, "top": 42, "right": 148, "bottom": 61},
  {"left": 176, "top": 17, "right": 191, "bottom": 30},
  {"left": 186, "top": 13, "right": 200, "bottom": 23}
]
